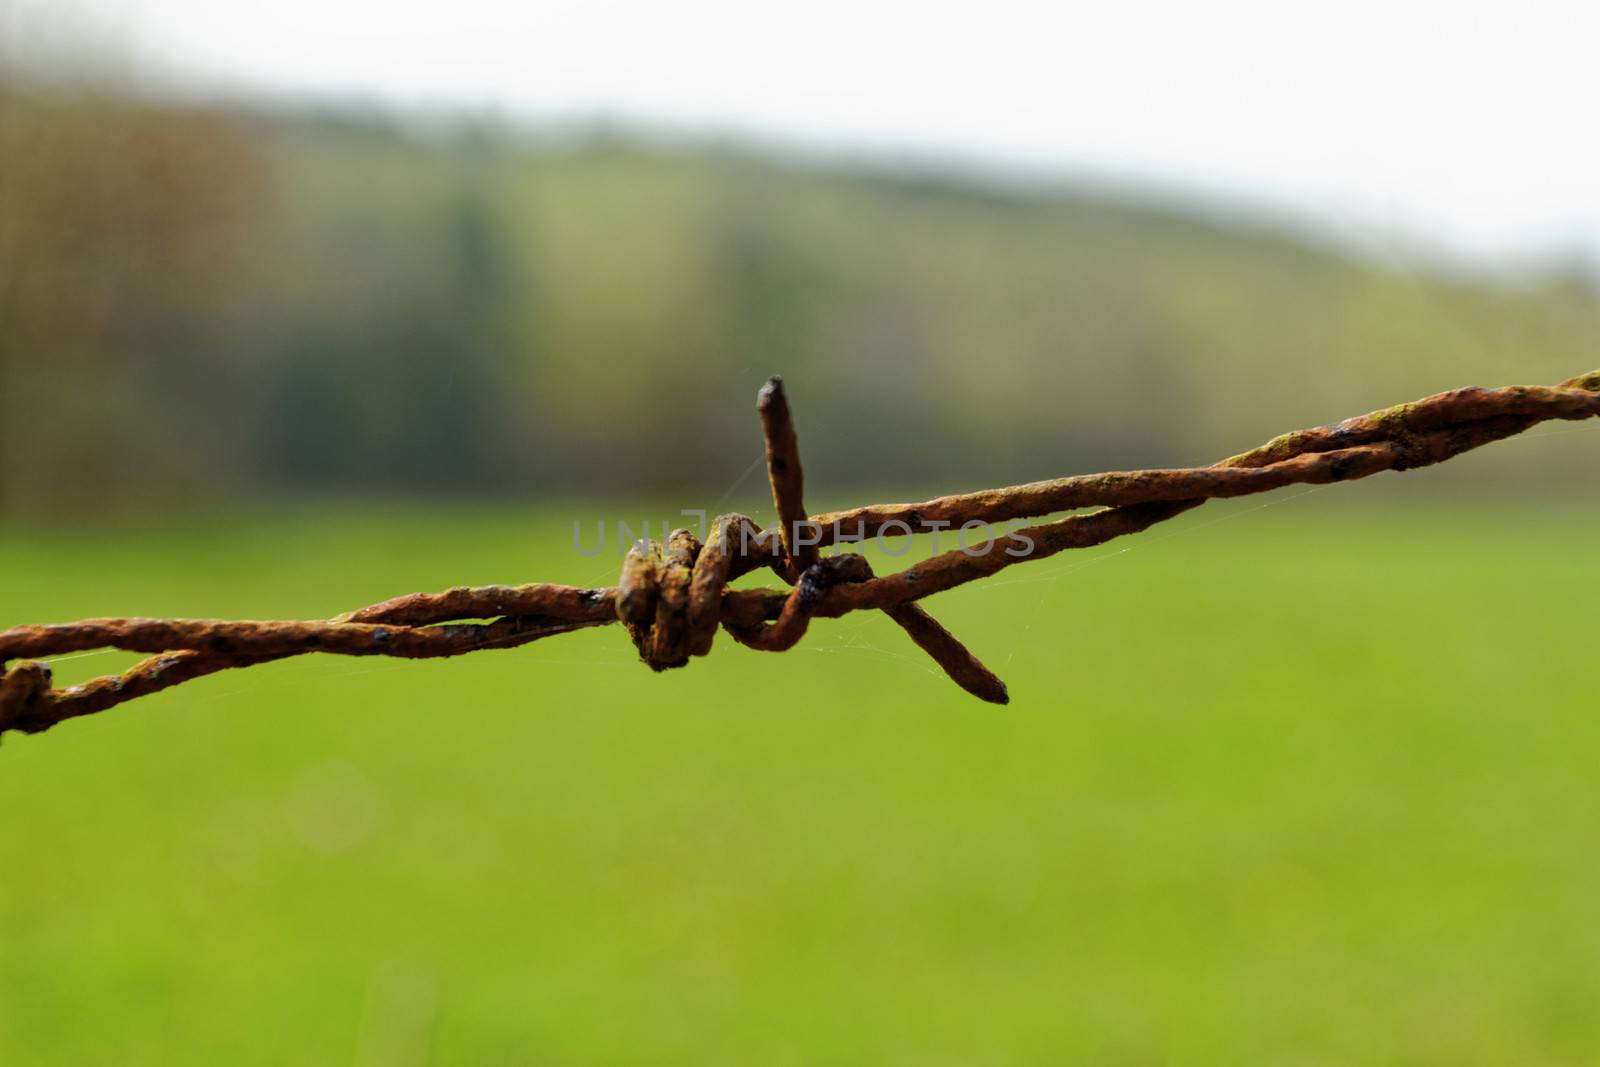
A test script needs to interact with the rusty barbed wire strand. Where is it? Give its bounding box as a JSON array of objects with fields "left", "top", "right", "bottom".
[{"left": 2, "top": 369, "right": 1597, "bottom": 737}]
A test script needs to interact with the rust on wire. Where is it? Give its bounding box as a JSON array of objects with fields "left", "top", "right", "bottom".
[
  {"left": 3, "top": 370, "right": 1598, "bottom": 737},
  {"left": 756, "top": 376, "right": 819, "bottom": 581}
]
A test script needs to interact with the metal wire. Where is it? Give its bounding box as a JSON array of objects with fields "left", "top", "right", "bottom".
[{"left": 4, "top": 369, "right": 1598, "bottom": 736}]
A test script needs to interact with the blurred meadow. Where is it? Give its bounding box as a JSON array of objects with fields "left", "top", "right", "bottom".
[
  {"left": 3, "top": 494, "right": 1599, "bottom": 1064},
  {"left": 4, "top": 17, "right": 1600, "bottom": 1065}
]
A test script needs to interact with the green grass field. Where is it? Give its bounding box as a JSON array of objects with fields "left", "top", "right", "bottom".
[{"left": 3, "top": 490, "right": 1598, "bottom": 1064}]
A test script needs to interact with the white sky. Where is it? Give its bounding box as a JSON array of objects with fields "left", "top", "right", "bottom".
[{"left": 21, "top": 0, "right": 1600, "bottom": 265}]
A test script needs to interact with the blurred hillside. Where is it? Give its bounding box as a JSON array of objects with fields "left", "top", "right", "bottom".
[{"left": 3, "top": 84, "right": 1597, "bottom": 515}]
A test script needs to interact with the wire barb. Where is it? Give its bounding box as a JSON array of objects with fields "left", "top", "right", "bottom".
[{"left": 3, "top": 369, "right": 1598, "bottom": 737}]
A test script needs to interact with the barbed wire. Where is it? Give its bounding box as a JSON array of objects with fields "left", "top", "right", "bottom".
[{"left": 4, "top": 369, "right": 1598, "bottom": 737}]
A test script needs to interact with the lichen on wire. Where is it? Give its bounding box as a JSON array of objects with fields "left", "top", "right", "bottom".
[{"left": 3, "top": 369, "right": 1598, "bottom": 737}]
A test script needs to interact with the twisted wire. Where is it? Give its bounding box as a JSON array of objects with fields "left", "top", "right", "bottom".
[{"left": 3, "top": 370, "right": 1597, "bottom": 737}]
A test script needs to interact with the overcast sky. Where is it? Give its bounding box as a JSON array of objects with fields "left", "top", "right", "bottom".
[{"left": 21, "top": 0, "right": 1600, "bottom": 265}]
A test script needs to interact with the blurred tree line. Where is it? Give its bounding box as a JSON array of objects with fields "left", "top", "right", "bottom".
[{"left": 3, "top": 80, "right": 1598, "bottom": 516}]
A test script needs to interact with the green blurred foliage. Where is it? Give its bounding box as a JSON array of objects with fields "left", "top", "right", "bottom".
[
  {"left": 3, "top": 84, "right": 1599, "bottom": 516},
  {"left": 0, "top": 82, "right": 258, "bottom": 511}
]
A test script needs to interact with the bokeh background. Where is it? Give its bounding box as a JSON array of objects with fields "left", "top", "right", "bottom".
[{"left": 3, "top": 1, "right": 1598, "bottom": 1063}]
